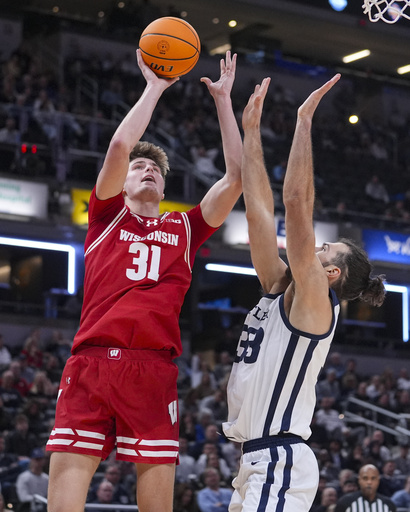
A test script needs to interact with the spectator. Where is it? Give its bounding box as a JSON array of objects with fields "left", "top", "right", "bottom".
[
  {"left": 397, "top": 368, "right": 410, "bottom": 391},
  {"left": 340, "top": 359, "right": 360, "bottom": 398},
  {"left": 0, "top": 369, "right": 23, "bottom": 412},
  {"left": 213, "top": 351, "right": 233, "bottom": 386},
  {"left": 0, "top": 433, "right": 20, "bottom": 483},
  {"left": 21, "top": 399, "right": 46, "bottom": 436},
  {"left": 174, "top": 482, "right": 200, "bottom": 512},
  {"left": 88, "top": 463, "right": 131, "bottom": 505},
  {"left": 0, "top": 116, "right": 20, "bottom": 144},
  {"left": 32, "top": 89, "right": 58, "bottom": 143},
  {"left": 5, "top": 413, "right": 38, "bottom": 459},
  {"left": 340, "top": 478, "right": 359, "bottom": 497},
  {"left": 391, "top": 475, "right": 410, "bottom": 510},
  {"left": 27, "top": 370, "right": 57, "bottom": 410},
  {"left": 317, "top": 448, "right": 340, "bottom": 484},
  {"left": 195, "top": 450, "right": 231, "bottom": 486},
  {"left": 220, "top": 441, "right": 241, "bottom": 475},
  {"left": 99, "top": 78, "right": 124, "bottom": 118},
  {"left": 15, "top": 447, "right": 49, "bottom": 512},
  {"left": 366, "top": 375, "right": 384, "bottom": 402},
  {"left": 365, "top": 175, "right": 389, "bottom": 205},
  {"left": 88, "top": 480, "right": 122, "bottom": 512},
  {"left": 378, "top": 460, "right": 403, "bottom": 497},
  {"left": 335, "top": 464, "right": 396, "bottom": 512},
  {"left": 393, "top": 442, "right": 410, "bottom": 475},
  {"left": 190, "top": 145, "right": 224, "bottom": 185},
  {"left": 395, "top": 389, "right": 410, "bottom": 415},
  {"left": 0, "top": 335, "right": 12, "bottom": 370},
  {"left": 0, "top": 396, "right": 13, "bottom": 432},
  {"left": 326, "top": 352, "right": 346, "bottom": 380},
  {"left": 180, "top": 412, "right": 197, "bottom": 443},
  {"left": 190, "top": 424, "right": 225, "bottom": 460},
  {"left": 196, "top": 468, "right": 232, "bottom": 512},
  {"left": 328, "top": 439, "right": 347, "bottom": 473},
  {"left": 311, "top": 486, "right": 338, "bottom": 512},
  {"left": 9, "top": 360, "right": 30, "bottom": 397},
  {"left": 316, "top": 369, "right": 341, "bottom": 406},
  {"left": 193, "top": 369, "right": 217, "bottom": 401},
  {"left": 20, "top": 334, "right": 43, "bottom": 369},
  {"left": 370, "top": 430, "right": 392, "bottom": 462},
  {"left": 336, "top": 469, "right": 355, "bottom": 495},
  {"left": 199, "top": 388, "right": 228, "bottom": 427},
  {"left": 175, "top": 437, "right": 196, "bottom": 484},
  {"left": 345, "top": 444, "right": 365, "bottom": 473},
  {"left": 314, "top": 396, "right": 349, "bottom": 442}
]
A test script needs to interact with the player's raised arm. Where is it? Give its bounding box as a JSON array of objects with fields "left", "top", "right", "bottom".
[
  {"left": 96, "top": 49, "right": 178, "bottom": 200},
  {"left": 241, "top": 79, "right": 289, "bottom": 294},
  {"left": 283, "top": 74, "right": 341, "bottom": 331},
  {"left": 198, "top": 51, "right": 242, "bottom": 227}
]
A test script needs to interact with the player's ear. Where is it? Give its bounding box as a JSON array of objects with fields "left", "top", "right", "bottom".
[{"left": 325, "top": 265, "right": 341, "bottom": 283}]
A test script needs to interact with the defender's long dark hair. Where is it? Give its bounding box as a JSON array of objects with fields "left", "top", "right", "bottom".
[{"left": 331, "top": 238, "right": 386, "bottom": 307}]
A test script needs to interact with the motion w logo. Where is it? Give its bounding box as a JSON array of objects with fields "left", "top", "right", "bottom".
[
  {"left": 168, "top": 400, "right": 178, "bottom": 425},
  {"left": 107, "top": 348, "right": 121, "bottom": 360}
]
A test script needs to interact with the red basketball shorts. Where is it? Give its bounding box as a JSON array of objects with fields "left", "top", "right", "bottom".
[{"left": 46, "top": 345, "right": 179, "bottom": 464}]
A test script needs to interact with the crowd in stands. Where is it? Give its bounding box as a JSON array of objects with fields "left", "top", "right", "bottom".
[
  {"left": 0, "top": 324, "right": 408, "bottom": 510},
  {"left": 0, "top": 33, "right": 410, "bottom": 229}
]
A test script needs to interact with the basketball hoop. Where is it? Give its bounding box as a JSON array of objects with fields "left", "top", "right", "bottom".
[{"left": 362, "top": 0, "right": 410, "bottom": 23}]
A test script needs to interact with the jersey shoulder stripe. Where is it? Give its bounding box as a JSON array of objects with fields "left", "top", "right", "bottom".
[
  {"left": 85, "top": 206, "right": 127, "bottom": 257},
  {"left": 180, "top": 211, "right": 192, "bottom": 272}
]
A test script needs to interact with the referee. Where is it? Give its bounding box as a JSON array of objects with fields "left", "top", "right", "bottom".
[{"left": 335, "top": 464, "right": 396, "bottom": 512}]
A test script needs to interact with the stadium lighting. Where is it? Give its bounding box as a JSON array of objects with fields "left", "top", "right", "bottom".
[
  {"left": 397, "top": 64, "right": 410, "bottom": 75},
  {"left": 205, "top": 263, "right": 256, "bottom": 276},
  {"left": 342, "top": 49, "right": 371, "bottom": 63},
  {"left": 329, "top": 0, "right": 348, "bottom": 12},
  {"left": 0, "top": 236, "right": 76, "bottom": 294},
  {"left": 384, "top": 283, "right": 409, "bottom": 342}
]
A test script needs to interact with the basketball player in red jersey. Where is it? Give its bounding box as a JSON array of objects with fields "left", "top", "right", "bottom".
[{"left": 46, "top": 50, "right": 242, "bottom": 512}]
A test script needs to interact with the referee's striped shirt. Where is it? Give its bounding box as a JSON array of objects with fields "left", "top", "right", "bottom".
[{"left": 335, "top": 491, "right": 397, "bottom": 512}]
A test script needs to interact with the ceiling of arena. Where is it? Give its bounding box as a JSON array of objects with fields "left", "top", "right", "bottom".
[{"left": 3, "top": 0, "right": 410, "bottom": 79}]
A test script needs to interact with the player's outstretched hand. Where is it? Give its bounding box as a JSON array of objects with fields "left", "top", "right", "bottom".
[
  {"left": 136, "top": 49, "right": 179, "bottom": 91},
  {"left": 242, "top": 77, "right": 271, "bottom": 131},
  {"left": 298, "top": 73, "right": 341, "bottom": 120},
  {"left": 200, "top": 51, "right": 237, "bottom": 98}
]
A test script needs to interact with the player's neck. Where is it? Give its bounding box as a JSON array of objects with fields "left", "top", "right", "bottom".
[{"left": 125, "top": 197, "right": 160, "bottom": 218}]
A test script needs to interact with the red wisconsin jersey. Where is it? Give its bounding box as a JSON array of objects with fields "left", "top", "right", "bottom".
[{"left": 72, "top": 189, "right": 217, "bottom": 357}]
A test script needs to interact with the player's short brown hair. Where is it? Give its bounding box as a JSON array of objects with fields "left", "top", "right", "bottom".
[{"left": 129, "top": 141, "right": 169, "bottom": 180}]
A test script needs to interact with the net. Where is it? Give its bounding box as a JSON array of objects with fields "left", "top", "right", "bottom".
[{"left": 362, "top": 0, "right": 410, "bottom": 23}]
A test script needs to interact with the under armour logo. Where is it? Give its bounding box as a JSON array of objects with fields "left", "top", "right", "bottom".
[
  {"left": 108, "top": 348, "right": 121, "bottom": 360},
  {"left": 146, "top": 219, "right": 159, "bottom": 227},
  {"left": 66, "top": 377, "right": 71, "bottom": 385},
  {"left": 168, "top": 400, "right": 178, "bottom": 425}
]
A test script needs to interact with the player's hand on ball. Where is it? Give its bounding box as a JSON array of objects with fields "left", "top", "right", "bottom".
[{"left": 136, "top": 49, "right": 179, "bottom": 90}]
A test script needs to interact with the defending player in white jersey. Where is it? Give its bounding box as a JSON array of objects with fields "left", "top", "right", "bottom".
[{"left": 223, "top": 76, "right": 386, "bottom": 512}]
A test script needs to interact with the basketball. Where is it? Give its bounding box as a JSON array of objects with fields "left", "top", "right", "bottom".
[{"left": 139, "top": 17, "right": 201, "bottom": 78}]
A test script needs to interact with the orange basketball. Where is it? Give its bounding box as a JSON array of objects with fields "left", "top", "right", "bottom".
[{"left": 139, "top": 17, "right": 200, "bottom": 78}]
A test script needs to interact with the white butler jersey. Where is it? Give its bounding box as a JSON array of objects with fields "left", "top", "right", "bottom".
[{"left": 223, "top": 289, "right": 340, "bottom": 443}]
